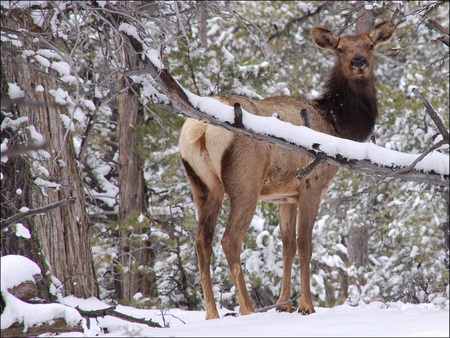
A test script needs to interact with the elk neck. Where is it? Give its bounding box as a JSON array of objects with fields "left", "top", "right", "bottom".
[{"left": 313, "top": 63, "right": 378, "bottom": 142}]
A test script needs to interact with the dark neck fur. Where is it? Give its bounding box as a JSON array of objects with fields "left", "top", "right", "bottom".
[{"left": 313, "top": 64, "right": 378, "bottom": 142}]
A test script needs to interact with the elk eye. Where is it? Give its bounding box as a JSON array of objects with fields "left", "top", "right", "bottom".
[
  {"left": 369, "top": 44, "right": 374, "bottom": 50},
  {"left": 337, "top": 48, "right": 344, "bottom": 54}
]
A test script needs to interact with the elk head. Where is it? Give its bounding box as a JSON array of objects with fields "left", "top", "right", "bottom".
[{"left": 311, "top": 20, "right": 395, "bottom": 82}]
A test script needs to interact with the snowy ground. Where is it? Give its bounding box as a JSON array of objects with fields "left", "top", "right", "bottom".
[
  {"left": 62, "top": 297, "right": 450, "bottom": 337},
  {"left": 2, "top": 255, "right": 449, "bottom": 337}
]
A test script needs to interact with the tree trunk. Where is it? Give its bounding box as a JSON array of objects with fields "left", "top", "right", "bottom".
[
  {"left": 114, "top": 43, "right": 156, "bottom": 301},
  {"left": 346, "top": 8, "right": 375, "bottom": 270},
  {"left": 347, "top": 226, "right": 369, "bottom": 268},
  {"left": 1, "top": 7, "right": 98, "bottom": 299},
  {"left": 197, "top": 1, "right": 208, "bottom": 47}
]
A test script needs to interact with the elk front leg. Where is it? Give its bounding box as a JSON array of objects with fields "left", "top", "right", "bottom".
[
  {"left": 297, "top": 191, "right": 322, "bottom": 315},
  {"left": 276, "top": 203, "right": 297, "bottom": 313}
]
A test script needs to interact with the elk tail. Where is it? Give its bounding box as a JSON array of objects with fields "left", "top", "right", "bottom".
[{"left": 185, "top": 121, "right": 209, "bottom": 160}]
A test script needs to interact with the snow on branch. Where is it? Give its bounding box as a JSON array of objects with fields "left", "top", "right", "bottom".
[{"left": 118, "top": 25, "right": 449, "bottom": 188}]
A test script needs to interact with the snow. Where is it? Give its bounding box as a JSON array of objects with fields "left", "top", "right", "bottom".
[
  {"left": 81, "top": 303, "right": 449, "bottom": 337},
  {"left": 35, "top": 54, "right": 51, "bottom": 68},
  {"left": 181, "top": 92, "right": 449, "bottom": 176},
  {"left": 27, "top": 125, "right": 45, "bottom": 142},
  {"left": 1, "top": 2, "right": 448, "bottom": 337},
  {"left": 1, "top": 115, "right": 28, "bottom": 131},
  {"left": 14, "top": 223, "right": 31, "bottom": 239},
  {"left": 1, "top": 255, "right": 448, "bottom": 337},
  {"left": 37, "top": 49, "right": 63, "bottom": 60},
  {"left": 7, "top": 82, "right": 25, "bottom": 99},
  {"left": 1, "top": 255, "right": 41, "bottom": 289},
  {"left": 1, "top": 290, "right": 82, "bottom": 333},
  {"left": 49, "top": 88, "right": 71, "bottom": 105},
  {"left": 221, "top": 46, "right": 235, "bottom": 65},
  {"left": 51, "top": 61, "right": 71, "bottom": 76}
]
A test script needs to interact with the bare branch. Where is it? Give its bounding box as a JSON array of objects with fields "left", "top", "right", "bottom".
[
  {"left": 297, "top": 154, "right": 326, "bottom": 181},
  {"left": 300, "top": 108, "right": 311, "bottom": 128},
  {"left": 233, "top": 103, "right": 244, "bottom": 128},
  {"left": 426, "top": 18, "right": 450, "bottom": 47},
  {"left": 389, "top": 139, "right": 448, "bottom": 177},
  {"left": 1, "top": 141, "right": 48, "bottom": 158},
  {"left": 412, "top": 88, "right": 449, "bottom": 141},
  {"left": 1, "top": 198, "right": 76, "bottom": 229}
]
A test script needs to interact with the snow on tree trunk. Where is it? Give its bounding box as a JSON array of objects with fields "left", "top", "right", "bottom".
[{"left": 1, "top": 7, "right": 98, "bottom": 299}]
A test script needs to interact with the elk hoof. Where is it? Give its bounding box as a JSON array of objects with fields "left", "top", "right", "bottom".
[
  {"left": 276, "top": 304, "right": 295, "bottom": 313},
  {"left": 298, "top": 307, "right": 315, "bottom": 315}
]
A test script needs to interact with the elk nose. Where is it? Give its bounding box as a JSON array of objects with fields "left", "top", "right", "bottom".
[{"left": 351, "top": 57, "right": 366, "bottom": 68}]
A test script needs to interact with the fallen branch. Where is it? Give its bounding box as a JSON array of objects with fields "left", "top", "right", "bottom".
[
  {"left": 255, "top": 294, "right": 298, "bottom": 313},
  {"left": 75, "top": 306, "right": 162, "bottom": 328},
  {"left": 1, "top": 197, "right": 76, "bottom": 229}
]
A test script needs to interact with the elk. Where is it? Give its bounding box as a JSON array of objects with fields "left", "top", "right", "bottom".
[{"left": 179, "top": 20, "right": 395, "bottom": 319}]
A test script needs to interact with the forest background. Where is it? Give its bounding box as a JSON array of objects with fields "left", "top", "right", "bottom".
[{"left": 1, "top": 0, "right": 449, "bottom": 334}]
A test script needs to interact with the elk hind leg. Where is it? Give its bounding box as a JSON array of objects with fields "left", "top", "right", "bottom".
[{"left": 182, "top": 159, "right": 223, "bottom": 320}]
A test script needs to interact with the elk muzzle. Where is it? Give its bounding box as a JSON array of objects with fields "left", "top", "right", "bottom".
[{"left": 351, "top": 56, "right": 367, "bottom": 69}]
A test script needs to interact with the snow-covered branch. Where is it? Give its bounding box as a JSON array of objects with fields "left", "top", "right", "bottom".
[{"left": 116, "top": 28, "right": 449, "bottom": 187}]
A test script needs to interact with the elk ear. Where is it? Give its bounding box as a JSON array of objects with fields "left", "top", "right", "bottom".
[
  {"left": 369, "top": 20, "right": 395, "bottom": 45},
  {"left": 311, "top": 26, "right": 339, "bottom": 51}
]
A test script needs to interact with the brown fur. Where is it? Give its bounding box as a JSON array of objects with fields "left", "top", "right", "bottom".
[{"left": 179, "top": 20, "right": 395, "bottom": 319}]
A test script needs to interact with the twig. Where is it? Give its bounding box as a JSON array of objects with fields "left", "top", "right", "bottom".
[
  {"left": 390, "top": 139, "right": 448, "bottom": 176},
  {"left": 412, "top": 88, "right": 449, "bottom": 141},
  {"left": 426, "top": 19, "right": 449, "bottom": 47},
  {"left": 297, "top": 154, "right": 326, "bottom": 181},
  {"left": 233, "top": 103, "right": 244, "bottom": 128},
  {"left": 1, "top": 197, "right": 76, "bottom": 229},
  {"left": 301, "top": 108, "right": 310, "bottom": 128},
  {"left": 1, "top": 141, "right": 48, "bottom": 158},
  {"left": 255, "top": 294, "right": 298, "bottom": 313}
]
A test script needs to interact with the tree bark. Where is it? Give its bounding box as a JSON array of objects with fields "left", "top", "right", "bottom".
[
  {"left": 347, "top": 6, "right": 375, "bottom": 280},
  {"left": 1, "top": 318, "right": 83, "bottom": 338},
  {"left": 347, "top": 7, "right": 374, "bottom": 272},
  {"left": 114, "top": 41, "right": 156, "bottom": 301},
  {"left": 347, "top": 226, "right": 369, "bottom": 268},
  {"left": 1, "top": 7, "right": 98, "bottom": 299},
  {"left": 197, "top": 1, "right": 208, "bottom": 47}
]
